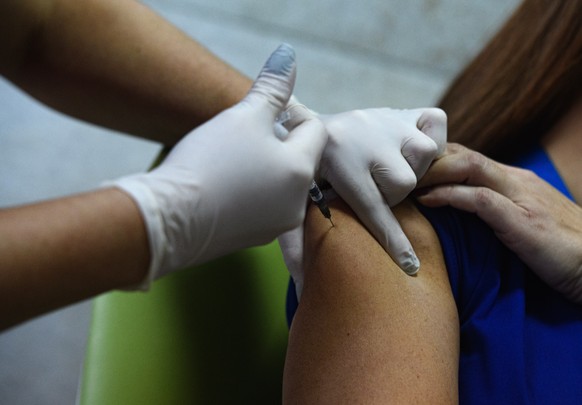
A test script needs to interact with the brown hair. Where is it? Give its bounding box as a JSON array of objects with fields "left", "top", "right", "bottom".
[{"left": 438, "top": 0, "right": 582, "bottom": 162}]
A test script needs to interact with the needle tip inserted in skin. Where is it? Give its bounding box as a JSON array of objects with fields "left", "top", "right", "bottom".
[{"left": 308, "top": 180, "right": 334, "bottom": 225}]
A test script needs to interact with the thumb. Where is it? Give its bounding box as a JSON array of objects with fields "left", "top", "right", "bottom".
[{"left": 245, "top": 43, "right": 297, "bottom": 119}]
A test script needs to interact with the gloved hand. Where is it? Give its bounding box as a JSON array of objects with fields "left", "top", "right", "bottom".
[
  {"left": 111, "top": 43, "right": 327, "bottom": 288},
  {"left": 279, "top": 106, "right": 447, "bottom": 298},
  {"left": 416, "top": 143, "right": 582, "bottom": 304}
]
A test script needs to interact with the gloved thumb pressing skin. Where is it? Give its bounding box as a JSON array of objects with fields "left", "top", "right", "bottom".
[
  {"left": 110, "top": 44, "right": 328, "bottom": 289},
  {"left": 279, "top": 106, "right": 447, "bottom": 298}
]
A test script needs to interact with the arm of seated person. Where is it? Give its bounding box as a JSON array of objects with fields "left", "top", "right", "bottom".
[{"left": 282, "top": 198, "right": 459, "bottom": 404}]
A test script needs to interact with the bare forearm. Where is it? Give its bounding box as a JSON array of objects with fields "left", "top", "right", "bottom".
[
  {"left": 2, "top": 0, "right": 252, "bottom": 145},
  {"left": 0, "top": 188, "right": 149, "bottom": 330}
]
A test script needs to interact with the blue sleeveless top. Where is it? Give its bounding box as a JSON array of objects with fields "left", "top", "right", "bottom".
[{"left": 286, "top": 146, "right": 582, "bottom": 404}]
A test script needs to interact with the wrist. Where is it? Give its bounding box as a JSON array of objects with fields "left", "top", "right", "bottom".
[{"left": 107, "top": 174, "right": 168, "bottom": 290}]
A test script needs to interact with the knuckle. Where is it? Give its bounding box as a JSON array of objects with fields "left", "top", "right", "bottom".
[
  {"left": 473, "top": 187, "right": 496, "bottom": 208},
  {"left": 465, "top": 150, "right": 490, "bottom": 172},
  {"left": 408, "top": 135, "right": 439, "bottom": 156},
  {"left": 422, "top": 107, "right": 448, "bottom": 125},
  {"left": 518, "top": 168, "right": 539, "bottom": 182},
  {"left": 374, "top": 169, "right": 417, "bottom": 203},
  {"left": 401, "top": 137, "right": 438, "bottom": 176},
  {"left": 446, "top": 142, "right": 465, "bottom": 154},
  {"left": 417, "top": 108, "right": 447, "bottom": 153},
  {"left": 398, "top": 174, "right": 418, "bottom": 193}
]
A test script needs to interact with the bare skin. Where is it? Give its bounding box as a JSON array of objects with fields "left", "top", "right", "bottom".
[
  {"left": 0, "top": 188, "right": 149, "bottom": 330},
  {"left": 0, "top": 0, "right": 253, "bottom": 330},
  {"left": 283, "top": 199, "right": 459, "bottom": 404},
  {"left": 542, "top": 95, "right": 582, "bottom": 203},
  {"left": 1, "top": 0, "right": 252, "bottom": 145}
]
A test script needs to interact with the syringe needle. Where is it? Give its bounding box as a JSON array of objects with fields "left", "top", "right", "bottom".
[{"left": 308, "top": 180, "right": 334, "bottom": 227}]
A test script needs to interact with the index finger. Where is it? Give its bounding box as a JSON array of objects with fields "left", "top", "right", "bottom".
[
  {"left": 418, "top": 147, "right": 517, "bottom": 197},
  {"left": 331, "top": 171, "right": 420, "bottom": 275}
]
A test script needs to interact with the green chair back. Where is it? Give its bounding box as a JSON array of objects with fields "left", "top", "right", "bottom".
[{"left": 79, "top": 241, "right": 290, "bottom": 404}]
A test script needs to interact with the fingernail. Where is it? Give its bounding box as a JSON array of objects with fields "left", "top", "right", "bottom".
[
  {"left": 401, "top": 251, "right": 420, "bottom": 276},
  {"left": 264, "top": 43, "right": 295, "bottom": 76},
  {"left": 273, "top": 122, "right": 289, "bottom": 140}
]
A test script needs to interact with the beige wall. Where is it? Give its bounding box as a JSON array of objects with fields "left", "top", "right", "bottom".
[{"left": 144, "top": 0, "right": 520, "bottom": 110}]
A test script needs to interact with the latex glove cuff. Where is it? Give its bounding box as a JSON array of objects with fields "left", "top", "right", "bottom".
[{"left": 108, "top": 175, "right": 168, "bottom": 291}]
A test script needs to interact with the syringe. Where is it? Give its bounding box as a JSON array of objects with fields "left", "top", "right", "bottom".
[{"left": 308, "top": 180, "right": 334, "bottom": 227}]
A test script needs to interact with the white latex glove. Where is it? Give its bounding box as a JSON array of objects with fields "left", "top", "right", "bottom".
[
  {"left": 111, "top": 44, "right": 327, "bottom": 288},
  {"left": 279, "top": 106, "right": 447, "bottom": 298},
  {"left": 416, "top": 143, "right": 582, "bottom": 304}
]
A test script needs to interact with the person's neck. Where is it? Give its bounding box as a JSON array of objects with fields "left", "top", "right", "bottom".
[{"left": 542, "top": 96, "right": 582, "bottom": 204}]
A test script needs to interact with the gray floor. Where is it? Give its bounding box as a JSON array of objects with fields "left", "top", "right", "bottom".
[{"left": 0, "top": 1, "right": 519, "bottom": 403}]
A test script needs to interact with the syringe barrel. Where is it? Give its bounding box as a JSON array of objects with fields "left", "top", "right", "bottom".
[{"left": 308, "top": 180, "right": 324, "bottom": 203}]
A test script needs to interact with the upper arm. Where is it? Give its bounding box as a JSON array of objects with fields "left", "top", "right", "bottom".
[
  {"left": 283, "top": 198, "right": 459, "bottom": 404},
  {"left": 0, "top": 0, "right": 52, "bottom": 78}
]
